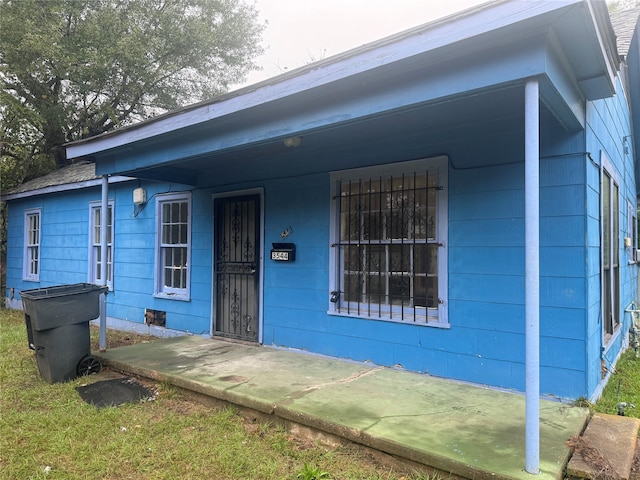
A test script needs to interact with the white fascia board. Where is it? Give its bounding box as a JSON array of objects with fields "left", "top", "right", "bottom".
[
  {"left": 585, "top": 0, "right": 619, "bottom": 91},
  {"left": 65, "top": 0, "right": 582, "bottom": 161},
  {"left": 1, "top": 176, "right": 133, "bottom": 201}
]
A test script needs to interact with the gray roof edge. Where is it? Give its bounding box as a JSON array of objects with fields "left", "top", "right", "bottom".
[
  {"left": 68, "top": 1, "right": 503, "bottom": 147},
  {"left": 1, "top": 175, "right": 133, "bottom": 202},
  {"left": 610, "top": 6, "right": 640, "bottom": 58},
  {"left": 64, "top": 0, "right": 517, "bottom": 153}
]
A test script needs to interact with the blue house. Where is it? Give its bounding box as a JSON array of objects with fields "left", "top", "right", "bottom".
[{"left": 3, "top": 0, "right": 640, "bottom": 403}]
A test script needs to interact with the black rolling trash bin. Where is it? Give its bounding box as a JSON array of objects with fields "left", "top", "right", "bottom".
[{"left": 20, "top": 283, "right": 108, "bottom": 383}]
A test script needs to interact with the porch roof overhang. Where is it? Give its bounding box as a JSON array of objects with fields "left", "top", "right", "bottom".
[
  {"left": 65, "top": 0, "right": 619, "bottom": 185},
  {"left": 628, "top": 16, "right": 640, "bottom": 188}
]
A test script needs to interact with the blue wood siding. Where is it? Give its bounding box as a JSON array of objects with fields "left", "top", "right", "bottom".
[
  {"left": 584, "top": 76, "right": 638, "bottom": 397},
  {"left": 5, "top": 84, "right": 636, "bottom": 402},
  {"left": 5, "top": 182, "right": 215, "bottom": 335}
]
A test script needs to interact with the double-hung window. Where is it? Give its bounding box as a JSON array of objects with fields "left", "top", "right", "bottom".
[
  {"left": 155, "top": 192, "right": 191, "bottom": 300},
  {"left": 89, "top": 202, "right": 114, "bottom": 288},
  {"left": 330, "top": 157, "right": 448, "bottom": 326},
  {"left": 601, "top": 153, "right": 620, "bottom": 344},
  {"left": 23, "top": 208, "right": 41, "bottom": 281}
]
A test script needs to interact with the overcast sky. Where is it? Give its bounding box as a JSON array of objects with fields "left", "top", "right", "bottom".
[{"left": 236, "top": 0, "right": 488, "bottom": 88}]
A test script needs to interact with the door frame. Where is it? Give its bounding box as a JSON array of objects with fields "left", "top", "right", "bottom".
[{"left": 211, "top": 188, "right": 264, "bottom": 343}]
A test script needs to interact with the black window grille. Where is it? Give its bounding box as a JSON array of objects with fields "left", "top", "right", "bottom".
[{"left": 334, "top": 171, "right": 441, "bottom": 323}]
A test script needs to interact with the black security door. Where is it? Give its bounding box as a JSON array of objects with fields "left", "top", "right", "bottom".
[{"left": 214, "top": 195, "right": 260, "bottom": 342}]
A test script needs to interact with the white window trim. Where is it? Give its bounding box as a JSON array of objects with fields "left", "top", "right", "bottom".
[
  {"left": 627, "top": 199, "right": 637, "bottom": 264},
  {"left": 328, "top": 156, "right": 449, "bottom": 327},
  {"left": 88, "top": 200, "right": 114, "bottom": 289},
  {"left": 23, "top": 208, "right": 41, "bottom": 281},
  {"left": 154, "top": 192, "right": 192, "bottom": 301}
]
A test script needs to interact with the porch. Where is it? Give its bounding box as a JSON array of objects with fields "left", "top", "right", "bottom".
[{"left": 94, "top": 335, "right": 588, "bottom": 480}]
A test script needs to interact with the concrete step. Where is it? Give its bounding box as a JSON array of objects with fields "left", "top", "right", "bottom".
[{"left": 567, "top": 413, "right": 640, "bottom": 480}]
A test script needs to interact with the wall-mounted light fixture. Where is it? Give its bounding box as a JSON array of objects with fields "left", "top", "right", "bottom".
[
  {"left": 283, "top": 136, "right": 302, "bottom": 148},
  {"left": 133, "top": 187, "right": 146, "bottom": 205},
  {"left": 132, "top": 187, "right": 148, "bottom": 218}
]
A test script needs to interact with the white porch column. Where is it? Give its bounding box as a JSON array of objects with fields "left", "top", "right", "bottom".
[
  {"left": 99, "top": 175, "right": 109, "bottom": 351},
  {"left": 525, "top": 78, "right": 540, "bottom": 474}
]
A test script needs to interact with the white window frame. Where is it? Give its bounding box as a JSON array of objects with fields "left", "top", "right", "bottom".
[
  {"left": 329, "top": 156, "right": 448, "bottom": 327},
  {"left": 23, "top": 208, "right": 41, "bottom": 281},
  {"left": 600, "top": 152, "right": 621, "bottom": 346},
  {"left": 627, "top": 199, "right": 637, "bottom": 264},
  {"left": 88, "top": 201, "right": 114, "bottom": 289},
  {"left": 154, "top": 192, "right": 192, "bottom": 300}
]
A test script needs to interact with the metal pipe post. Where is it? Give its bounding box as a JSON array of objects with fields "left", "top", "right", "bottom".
[
  {"left": 525, "top": 78, "right": 540, "bottom": 475},
  {"left": 99, "top": 175, "right": 109, "bottom": 351}
]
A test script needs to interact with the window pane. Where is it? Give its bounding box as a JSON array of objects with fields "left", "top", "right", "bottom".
[
  {"left": 603, "top": 174, "right": 610, "bottom": 267},
  {"left": 361, "top": 191, "right": 382, "bottom": 241},
  {"left": 181, "top": 266, "right": 187, "bottom": 289},
  {"left": 340, "top": 211, "right": 356, "bottom": 241},
  {"left": 389, "top": 275, "right": 410, "bottom": 306},
  {"left": 96, "top": 256, "right": 102, "bottom": 281},
  {"left": 107, "top": 206, "right": 113, "bottom": 240},
  {"left": 171, "top": 223, "right": 179, "bottom": 244},
  {"left": 414, "top": 245, "right": 438, "bottom": 275},
  {"left": 414, "top": 276, "right": 438, "bottom": 308},
  {"left": 389, "top": 245, "right": 410, "bottom": 273},
  {"left": 180, "top": 224, "right": 187, "bottom": 244},
  {"left": 344, "top": 244, "right": 362, "bottom": 272},
  {"left": 164, "top": 267, "right": 172, "bottom": 287},
  {"left": 180, "top": 202, "right": 188, "bottom": 222},
  {"left": 29, "top": 247, "right": 39, "bottom": 275},
  {"left": 366, "top": 272, "right": 385, "bottom": 305},
  {"left": 365, "top": 244, "right": 384, "bottom": 272},
  {"left": 344, "top": 273, "right": 361, "bottom": 302},
  {"left": 107, "top": 246, "right": 113, "bottom": 282},
  {"left": 613, "top": 183, "right": 619, "bottom": 265}
]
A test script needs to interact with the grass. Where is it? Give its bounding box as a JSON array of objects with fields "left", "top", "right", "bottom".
[
  {"left": 592, "top": 348, "right": 640, "bottom": 418},
  {"left": 0, "top": 308, "right": 438, "bottom": 480},
  {"left": 6, "top": 305, "right": 638, "bottom": 479}
]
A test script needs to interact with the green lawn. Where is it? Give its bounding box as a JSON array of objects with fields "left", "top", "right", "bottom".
[
  {"left": 592, "top": 348, "right": 640, "bottom": 419},
  {"left": 3, "top": 307, "right": 639, "bottom": 479},
  {"left": 0, "top": 308, "right": 435, "bottom": 480}
]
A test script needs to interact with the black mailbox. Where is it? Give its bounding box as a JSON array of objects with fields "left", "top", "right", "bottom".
[{"left": 271, "top": 243, "right": 296, "bottom": 262}]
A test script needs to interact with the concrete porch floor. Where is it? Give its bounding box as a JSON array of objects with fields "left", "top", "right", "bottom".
[{"left": 93, "top": 335, "right": 588, "bottom": 480}]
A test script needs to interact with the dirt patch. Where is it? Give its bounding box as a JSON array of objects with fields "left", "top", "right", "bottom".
[{"left": 90, "top": 325, "right": 157, "bottom": 350}]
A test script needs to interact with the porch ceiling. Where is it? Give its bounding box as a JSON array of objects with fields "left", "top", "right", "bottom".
[
  {"left": 148, "top": 85, "right": 524, "bottom": 186},
  {"left": 112, "top": 83, "right": 530, "bottom": 186}
]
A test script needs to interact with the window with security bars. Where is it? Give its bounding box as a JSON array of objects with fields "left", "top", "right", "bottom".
[
  {"left": 23, "top": 208, "right": 41, "bottom": 281},
  {"left": 330, "top": 158, "right": 448, "bottom": 325},
  {"left": 89, "top": 202, "right": 114, "bottom": 287},
  {"left": 156, "top": 193, "right": 191, "bottom": 299}
]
